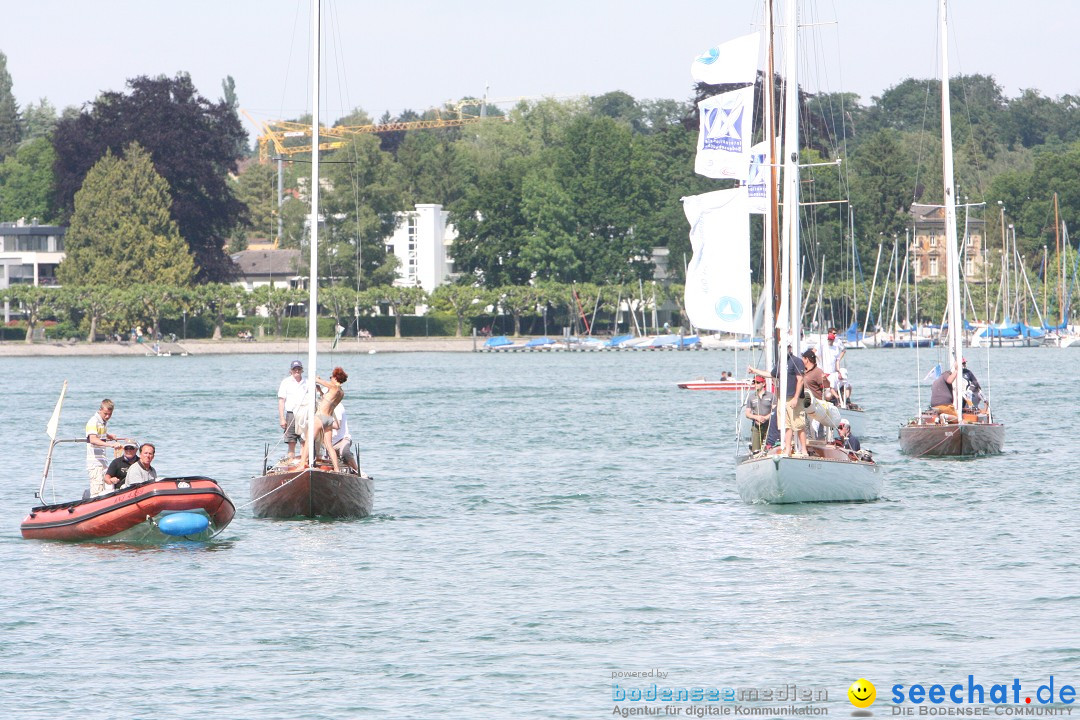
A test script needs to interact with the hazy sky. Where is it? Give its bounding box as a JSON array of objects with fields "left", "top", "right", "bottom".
[{"left": 5, "top": 0, "right": 1077, "bottom": 138}]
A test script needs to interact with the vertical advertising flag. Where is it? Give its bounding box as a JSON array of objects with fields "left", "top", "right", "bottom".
[
  {"left": 744, "top": 141, "right": 768, "bottom": 214},
  {"left": 695, "top": 86, "right": 755, "bottom": 180},
  {"left": 691, "top": 32, "right": 761, "bottom": 86},
  {"left": 682, "top": 189, "right": 752, "bottom": 334}
]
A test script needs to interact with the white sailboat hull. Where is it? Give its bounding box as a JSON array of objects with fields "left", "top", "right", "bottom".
[{"left": 735, "top": 452, "right": 882, "bottom": 504}]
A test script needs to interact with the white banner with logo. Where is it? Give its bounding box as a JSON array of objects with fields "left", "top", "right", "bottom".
[
  {"left": 744, "top": 141, "right": 768, "bottom": 214},
  {"left": 694, "top": 86, "right": 755, "bottom": 180},
  {"left": 690, "top": 32, "right": 761, "bottom": 86},
  {"left": 682, "top": 189, "right": 752, "bottom": 334}
]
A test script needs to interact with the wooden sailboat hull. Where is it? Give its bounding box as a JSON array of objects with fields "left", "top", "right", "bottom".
[
  {"left": 735, "top": 447, "right": 882, "bottom": 504},
  {"left": 21, "top": 477, "right": 235, "bottom": 542},
  {"left": 677, "top": 379, "right": 752, "bottom": 391},
  {"left": 250, "top": 467, "right": 374, "bottom": 519},
  {"left": 898, "top": 422, "right": 1004, "bottom": 457}
]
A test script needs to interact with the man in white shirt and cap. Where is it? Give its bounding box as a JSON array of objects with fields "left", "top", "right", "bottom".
[{"left": 278, "top": 360, "right": 309, "bottom": 459}]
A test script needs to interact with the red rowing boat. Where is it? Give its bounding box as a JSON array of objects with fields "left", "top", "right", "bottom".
[
  {"left": 21, "top": 477, "right": 235, "bottom": 542},
  {"left": 677, "top": 378, "right": 753, "bottom": 391}
]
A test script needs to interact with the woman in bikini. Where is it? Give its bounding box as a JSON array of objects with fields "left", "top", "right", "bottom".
[{"left": 296, "top": 366, "right": 349, "bottom": 472}]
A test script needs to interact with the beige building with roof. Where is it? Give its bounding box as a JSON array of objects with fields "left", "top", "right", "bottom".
[{"left": 910, "top": 203, "right": 986, "bottom": 282}]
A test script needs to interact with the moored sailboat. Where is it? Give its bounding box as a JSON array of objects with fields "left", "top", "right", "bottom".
[
  {"left": 249, "top": 0, "right": 374, "bottom": 518},
  {"left": 898, "top": 0, "right": 1004, "bottom": 458}
]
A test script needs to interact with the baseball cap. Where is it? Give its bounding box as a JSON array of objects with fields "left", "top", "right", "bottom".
[
  {"left": 290, "top": 360, "right": 303, "bottom": 370},
  {"left": 838, "top": 420, "right": 850, "bottom": 428},
  {"left": 753, "top": 375, "right": 766, "bottom": 383},
  {"left": 123, "top": 441, "right": 138, "bottom": 449}
]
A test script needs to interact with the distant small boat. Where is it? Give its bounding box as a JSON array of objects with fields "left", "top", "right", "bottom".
[{"left": 677, "top": 378, "right": 751, "bottom": 391}]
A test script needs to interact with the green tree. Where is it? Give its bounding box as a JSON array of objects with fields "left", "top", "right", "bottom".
[
  {"left": 430, "top": 283, "right": 488, "bottom": 337},
  {"left": 232, "top": 160, "right": 277, "bottom": 247},
  {"left": 7, "top": 284, "right": 53, "bottom": 342},
  {"left": 496, "top": 285, "right": 539, "bottom": 337},
  {"left": 57, "top": 143, "right": 196, "bottom": 287},
  {"left": 251, "top": 284, "right": 301, "bottom": 337},
  {"left": 850, "top": 129, "right": 915, "bottom": 246},
  {"left": 371, "top": 284, "right": 427, "bottom": 338},
  {"left": 0, "top": 52, "right": 19, "bottom": 158},
  {"left": 64, "top": 285, "right": 120, "bottom": 342},
  {"left": 52, "top": 74, "right": 247, "bottom": 282},
  {"left": 21, "top": 99, "right": 57, "bottom": 142},
  {"left": 196, "top": 283, "right": 244, "bottom": 340},
  {"left": 0, "top": 137, "right": 56, "bottom": 221}
]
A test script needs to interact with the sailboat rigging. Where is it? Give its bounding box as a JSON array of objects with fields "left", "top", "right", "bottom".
[
  {"left": 897, "top": 0, "right": 1005, "bottom": 457},
  {"left": 249, "top": 0, "right": 375, "bottom": 518},
  {"left": 680, "top": 0, "right": 881, "bottom": 503}
]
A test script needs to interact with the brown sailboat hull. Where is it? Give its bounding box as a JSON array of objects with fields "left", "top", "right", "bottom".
[
  {"left": 898, "top": 421, "right": 1005, "bottom": 457},
  {"left": 250, "top": 468, "right": 374, "bottom": 518}
]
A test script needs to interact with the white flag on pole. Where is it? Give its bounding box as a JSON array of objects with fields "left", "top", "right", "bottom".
[
  {"left": 682, "top": 189, "right": 752, "bottom": 334},
  {"left": 691, "top": 32, "right": 761, "bottom": 86},
  {"left": 695, "top": 86, "right": 755, "bottom": 179},
  {"left": 46, "top": 381, "right": 68, "bottom": 440},
  {"left": 744, "top": 141, "right": 768, "bottom": 214}
]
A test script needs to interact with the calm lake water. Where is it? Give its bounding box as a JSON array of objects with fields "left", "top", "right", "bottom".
[{"left": 1, "top": 346, "right": 1077, "bottom": 719}]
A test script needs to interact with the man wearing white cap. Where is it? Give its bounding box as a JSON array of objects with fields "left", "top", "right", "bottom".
[
  {"left": 278, "top": 360, "right": 308, "bottom": 459},
  {"left": 837, "top": 420, "right": 861, "bottom": 451}
]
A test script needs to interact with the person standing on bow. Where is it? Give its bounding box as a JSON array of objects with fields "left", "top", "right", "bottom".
[
  {"left": 125, "top": 443, "right": 158, "bottom": 485},
  {"left": 87, "top": 399, "right": 123, "bottom": 497},
  {"left": 278, "top": 360, "right": 308, "bottom": 460}
]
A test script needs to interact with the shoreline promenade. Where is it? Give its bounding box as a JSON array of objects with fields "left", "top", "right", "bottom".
[{"left": 0, "top": 337, "right": 479, "bottom": 357}]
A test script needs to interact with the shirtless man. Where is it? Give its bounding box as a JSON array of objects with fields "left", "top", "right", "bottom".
[{"left": 297, "top": 367, "right": 349, "bottom": 471}]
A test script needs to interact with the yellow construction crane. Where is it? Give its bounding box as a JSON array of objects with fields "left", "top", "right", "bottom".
[{"left": 242, "top": 103, "right": 502, "bottom": 163}]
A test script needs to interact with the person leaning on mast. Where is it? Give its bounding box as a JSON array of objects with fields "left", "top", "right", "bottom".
[
  {"left": 748, "top": 347, "right": 807, "bottom": 457},
  {"left": 295, "top": 367, "right": 349, "bottom": 472},
  {"left": 86, "top": 399, "right": 123, "bottom": 497}
]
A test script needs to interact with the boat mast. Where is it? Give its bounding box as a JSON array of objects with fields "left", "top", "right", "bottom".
[
  {"left": 764, "top": 0, "right": 780, "bottom": 373},
  {"left": 775, "top": 0, "right": 799, "bottom": 435},
  {"left": 307, "top": 0, "right": 321, "bottom": 464},
  {"left": 939, "top": 0, "right": 964, "bottom": 420},
  {"left": 1055, "top": 192, "right": 1062, "bottom": 324}
]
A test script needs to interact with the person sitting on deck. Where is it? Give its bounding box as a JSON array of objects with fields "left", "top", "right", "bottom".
[
  {"left": 835, "top": 420, "right": 861, "bottom": 451},
  {"left": 928, "top": 363, "right": 977, "bottom": 422}
]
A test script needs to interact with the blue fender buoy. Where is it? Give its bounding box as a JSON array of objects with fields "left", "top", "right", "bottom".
[{"left": 158, "top": 512, "right": 210, "bottom": 536}]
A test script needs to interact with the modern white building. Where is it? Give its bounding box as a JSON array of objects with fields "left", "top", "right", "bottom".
[
  {"left": 0, "top": 220, "right": 66, "bottom": 290},
  {"left": 384, "top": 203, "right": 455, "bottom": 293}
]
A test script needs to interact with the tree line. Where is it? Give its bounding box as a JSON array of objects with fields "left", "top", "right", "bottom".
[{"left": 2, "top": 50, "right": 1080, "bottom": 320}]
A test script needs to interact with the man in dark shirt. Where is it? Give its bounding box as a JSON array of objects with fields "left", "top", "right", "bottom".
[
  {"left": 749, "top": 347, "right": 807, "bottom": 456},
  {"left": 837, "top": 420, "right": 861, "bottom": 451},
  {"left": 103, "top": 441, "right": 139, "bottom": 492}
]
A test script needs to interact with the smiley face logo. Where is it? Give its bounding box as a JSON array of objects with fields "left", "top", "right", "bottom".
[{"left": 848, "top": 678, "right": 876, "bottom": 708}]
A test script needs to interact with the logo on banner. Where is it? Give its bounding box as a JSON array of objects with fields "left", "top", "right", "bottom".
[
  {"left": 747, "top": 149, "right": 766, "bottom": 200},
  {"left": 715, "top": 296, "right": 744, "bottom": 322},
  {"left": 694, "top": 46, "right": 722, "bottom": 67},
  {"left": 702, "top": 96, "right": 746, "bottom": 153}
]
